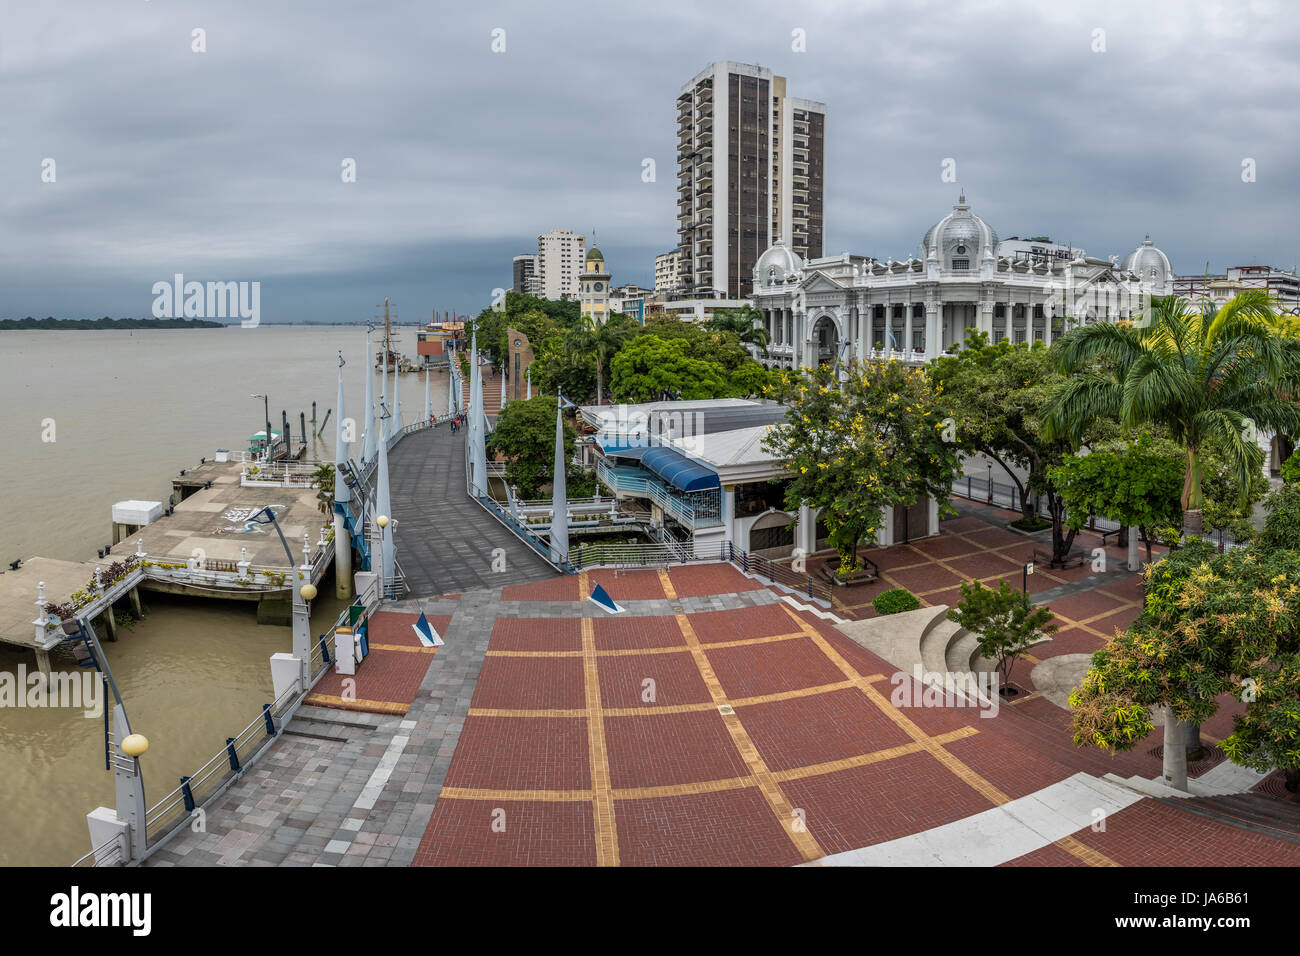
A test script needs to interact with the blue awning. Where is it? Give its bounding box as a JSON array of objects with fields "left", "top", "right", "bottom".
[
  {"left": 641, "top": 446, "right": 719, "bottom": 492},
  {"left": 603, "top": 445, "right": 649, "bottom": 461}
]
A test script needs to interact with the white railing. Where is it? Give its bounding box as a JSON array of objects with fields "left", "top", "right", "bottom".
[{"left": 596, "top": 460, "right": 722, "bottom": 529}]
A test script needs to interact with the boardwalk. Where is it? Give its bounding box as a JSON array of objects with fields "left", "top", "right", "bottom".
[{"left": 385, "top": 425, "right": 555, "bottom": 596}]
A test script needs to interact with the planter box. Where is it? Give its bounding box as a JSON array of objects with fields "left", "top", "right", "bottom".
[{"left": 819, "top": 557, "right": 878, "bottom": 587}]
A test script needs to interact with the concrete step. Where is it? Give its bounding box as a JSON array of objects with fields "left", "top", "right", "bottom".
[
  {"left": 946, "top": 629, "right": 982, "bottom": 675},
  {"left": 1103, "top": 773, "right": 1195, "bottom": 799},
  {"left": 919, "top": 615, "right": 963, "bottom": 678},
  {"left": 1159, "top": 792, "right": 1300, "bottom": 846}
]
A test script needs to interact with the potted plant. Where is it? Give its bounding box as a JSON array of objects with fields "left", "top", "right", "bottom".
[{"left": 44, "top": 602, "right": 80, "bottom": 635}]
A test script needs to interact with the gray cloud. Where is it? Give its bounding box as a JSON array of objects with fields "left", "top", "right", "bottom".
[{"left": 1, "top": 0, "right": 1297, "bottom": 321}]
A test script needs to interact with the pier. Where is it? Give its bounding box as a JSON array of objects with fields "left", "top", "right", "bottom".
[{"left": 0, "top": 456, "right": 335, "bottom": 670}]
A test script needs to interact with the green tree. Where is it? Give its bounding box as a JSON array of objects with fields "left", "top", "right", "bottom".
[
  {"left": 706, "top": 305, "right": 771, "bottom": 354},
  {"left": 947, "top": 579, "right": 1056, "bottom": 693},
  {"left": 609, "top": 336, "right": 731, "bottom": 403},
  {"left": 528, "top": 333, "right": 597, "bottom": 402},
  {"left": 1044, "top": 292, "right": 1300, "bottom": 535},
  {"left": 568, "top": 314, "right": 636, "bottom": 405},
  {"left": 1069, "top": 539, "right": 1300, "bottom": 790},
  {"left": 1260, "top": 481, "right": 1300, "bottom": 551},
  {"left": 311, "top": 463, "right": 336, "bottom": 516},
  {"left": 1047, "top": 433, "right": 1185, "bottom": 566},
  {"left": 764, "top": 358, "right": 962, "bottom": 572},
  {"left": 929, "top": 331, "right": 1113, "bottom": 564},
  {"left": 486, "top": 395, "right": 578, "bottom": 498}
]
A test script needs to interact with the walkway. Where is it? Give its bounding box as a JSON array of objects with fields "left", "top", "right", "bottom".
[{"left": 385, "top": 425, "right": 555, "bottom": 597}]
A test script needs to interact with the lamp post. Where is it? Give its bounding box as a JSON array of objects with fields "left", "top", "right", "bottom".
[
  {"left": 986, "top": 462, "right": 993, "bottom": 505},
  {"left": 251, "top": 393, "right": 271, "bottom": 458}
]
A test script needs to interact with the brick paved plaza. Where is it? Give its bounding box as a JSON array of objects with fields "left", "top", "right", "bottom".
[{"left": 142, "top": 505, "right": 1300, "bottom": 867}]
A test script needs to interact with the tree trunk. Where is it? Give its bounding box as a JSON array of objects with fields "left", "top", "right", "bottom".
[
  {"left": 1163, "top": 707, "right": 1189, "bottom": 792},
  {"left": 1184, "top": 721, "right": 1208, "bottom": 762},
  {"left": 1127, "top": 526, "right": 1140, "bottom": 572},
  {"left": 1182, "top": 446, "right": 1203, "bottom": 536}
]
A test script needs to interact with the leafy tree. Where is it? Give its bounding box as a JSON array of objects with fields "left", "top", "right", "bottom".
[
  {"left": 764, "top": 358, "right": 962, "bottom": 572},
  {"left": 1200, "top": 439, "right": 1270, "bottom": 550},
  {"left": 486, "top": 395, "right": 578, "bottom": 498},
  {"left": 1221, "top": 653, "right": 1300, "bottom": 790},
  {"left": 1260, "top": 481, "right": 1300, "bottom": 551},
  {"left": 706, "top": 305, "right": 770, "bottom": 354},
  {"left": 1047, "top": 433, "right": 1184, "bottom": 565},
  {"left": 528, "top": 333, "right": 597, "bottom": 403},
  {"left": 930, "top": 331, "right": 1114, "bottom": 564},
  {"left": 1044, "top": 292, "right": 1300, "bottom": 535},
  {"left": 568, "top": 314, "right": 636, "bottom": 405},
  {"left": 1281, "top": 451, "right": 1300, "bottom": 484},
  {"left": 947, "top": 579, "right": 1056, "bottom": 693},
  {"left": 639, "top": 314, "right": 751, "bottom": 370},
  {"left": 727, "top": 362, "right": 775, "bottom": 398},
  {"left": 311, "top": 462, "right": 336, "bottom": 516},
  {"left": 1069, "top": 540, "right": 1300, "bottom": 790},
  {"left": 609, "top": 336, "right": 731, "bottom": 402}
]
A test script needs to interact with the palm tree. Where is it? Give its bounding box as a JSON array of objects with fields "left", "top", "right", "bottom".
[
  {"left": 706, "top": 306, "right": 770, "bottom": 355},
  {"left": 1043, "top": 291, "right": 1300, "bottom": 535},
  {"left": 568, "top": 314, "right": 634, "bottom": 405},
  {"left": 311, "top": 462, "right": 336, "bottom": 516}
]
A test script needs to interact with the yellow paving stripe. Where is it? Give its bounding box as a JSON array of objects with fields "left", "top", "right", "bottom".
[
  {"left": 1006, "top": 691, "right": 1043, "bottom": 706},
  {"left": 439, "top": 787, "right": 594, "bottom": 802},
  {"left": 781, "top": 606, "right": 1014, "bottom": 809},
  {"left": 773, "top": 728, "right": 977, "bottom": 782},
  {"left": 303, "top": 693, "right": 408, "bottom": 714},
  {"left": 613, "top": 776, "right": 758, "bottom": 800},
  {"left": 368, "top": 643, "right": 438, "bottom": 654},
  {"left": 577, "top": 570, "right": 589, "bottom": 597},
  {"left": 468, "top": 707, "right": 588, "bottom": 718},
  {"left": 484, "top": 629, "right": 811, "bottom": 659},
  {"left": 657, "top": 568, "right": 677, "bottom": 601},
  {"left": 674, "top": 613, "right": 825, "bottom": 862},
  {"left": 1055, "top": 834, "right": 1121, "bottom": 867},
  {"left": 581, "top": 618, "right": 620, "bottom": 867},
  {"left": 467, "top": 678, "right": 885, "bottom": 721}
]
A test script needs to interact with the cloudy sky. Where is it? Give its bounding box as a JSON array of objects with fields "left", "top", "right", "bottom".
[{"left": 2, "top": 0, "right": 1297, "bottom": 323}]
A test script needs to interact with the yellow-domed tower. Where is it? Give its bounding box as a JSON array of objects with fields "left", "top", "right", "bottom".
[{"left": 579, "top": 245, "right": 611, "bottom": 324}]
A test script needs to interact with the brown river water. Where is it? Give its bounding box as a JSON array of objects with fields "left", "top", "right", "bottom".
[{"left": 0, "top": 326, "right": 450, "bottom": 865}]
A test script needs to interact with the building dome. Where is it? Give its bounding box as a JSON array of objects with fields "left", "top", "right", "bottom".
[
  {"left": 754, "top": 239, "right": 804, "bottom": 288},
  {"left": 586, "top": 247, "right": 604, "bottom": 264},
  {"left": 921, "top": 194, "right": 999, "bottom": 268},
  {"left": 1122, "top": 235, "right": 1172, "bottom": 287}
]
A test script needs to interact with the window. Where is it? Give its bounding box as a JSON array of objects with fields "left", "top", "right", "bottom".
[{"left": 951, "top": 258, "right": 969, "bottom": 270}]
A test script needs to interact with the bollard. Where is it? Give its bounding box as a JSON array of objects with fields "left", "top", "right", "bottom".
[
  {"left": 319, "top": 635, "right": 331, "bottom": 666},
  {"left": 181, "top": 776, "right": 195, "bottom": 813},
  {"left": 225, "top": 738, "right": 241, "bottom": 773}
]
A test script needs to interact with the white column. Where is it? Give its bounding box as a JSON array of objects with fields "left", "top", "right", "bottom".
[
  {"left": 903, "top": 306, "right": 913, "bottom": 361},
  {"left": 926, "top": 303, "right": 940, "bottom": 360},
  {"left": 723, "top": 485, "right": 736, "bottom": 548}
]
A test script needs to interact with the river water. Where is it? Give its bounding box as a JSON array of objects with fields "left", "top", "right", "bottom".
[{"left": 0, "top": 326, "right": 451, "bottom": 866}]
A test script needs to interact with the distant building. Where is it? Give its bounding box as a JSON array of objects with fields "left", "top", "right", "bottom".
[
  {"left": 579, "top": 247, "right": 612, "bottom": 323},
  {"left": 654, "top": 250, "right": 682, "bottom": 293},
  {"left": 536, "top": 229, "right": 586, "bottom": 300},
  {"left": 1173, "top": 263, "right": 1300, "bottom": 313},
  {"left": 610, "top": 284, "right": 655, "bottom": 324},
  {"left": 506, "top": 328, "right": 536, "bottom": 402},
  {"left": 512, "top": 254, "right": 539, "bottom": 295},
  {"left": 676, "top": 61, "right": 826, "bottom": 300}
]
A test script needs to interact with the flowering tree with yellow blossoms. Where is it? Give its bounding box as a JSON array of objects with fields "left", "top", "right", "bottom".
[{"left": 764, "top": 359, "right": 963, "bottom": 572}]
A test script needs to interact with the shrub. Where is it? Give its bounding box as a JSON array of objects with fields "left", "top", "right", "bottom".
[
  {"left": 1009, "top": 515, "right": 1050, "bottom": 532},
  {"left": 873, "top": 588, "right": 921, "bottom": 615},
  {"left": 1282, "top": 452, "right": 1300, "bottom": 485}
]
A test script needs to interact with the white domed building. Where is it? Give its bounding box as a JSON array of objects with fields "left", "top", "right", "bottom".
[
  {"left": 1121, "top": 235, "right": 1174, "bottom": 296},
  {"left": 752, "top": 194, "right": 1166, "bottom": 369}
]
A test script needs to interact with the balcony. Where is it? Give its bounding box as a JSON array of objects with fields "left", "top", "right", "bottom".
[{"left": 596, "top": 460, "right": 722, "bottom": 531}]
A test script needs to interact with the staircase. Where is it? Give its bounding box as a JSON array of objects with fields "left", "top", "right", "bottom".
[
  {"left": 1156, "top": 792, "right": 1300, "bottom": 846},
  {"left": 461, "top": 366, "right": 506, "bottom": 416}
]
